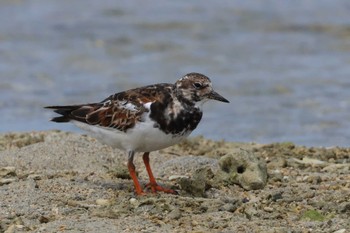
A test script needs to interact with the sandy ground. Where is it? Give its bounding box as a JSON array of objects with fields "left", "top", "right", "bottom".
[{"left": 0, "top": 131, "right": 349, "bottom": 233}]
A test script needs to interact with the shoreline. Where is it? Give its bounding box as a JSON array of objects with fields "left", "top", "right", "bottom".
[{"left": 1, "top": 130, "right": 349, "bottom": 232}]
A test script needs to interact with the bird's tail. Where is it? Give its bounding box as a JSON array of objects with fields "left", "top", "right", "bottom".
[{"left": 44, "top": 105, "right": 83, "bottom": 123}]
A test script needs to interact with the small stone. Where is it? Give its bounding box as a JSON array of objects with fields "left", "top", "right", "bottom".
[
  {"left": 167, "top": 208, "right": 181, "bottom": 220},
  {"left": 339, "top": 202, "right": 350, "bottom": 213},
  {"left": 27, "top": 174, "right": 42, "bottom": 180},
  {"left": 177, "top": 166, "right": 214, "bottom": 197},
  {"left": 268, "top": 170, "right": 283, "bottom": 182},
  {"left": 191, "top": 220, "right": 199, "bottom": 226},
  {"left": 244, "top": 206, "right": 259, "bottom": 218},
  {"left": 96, "top": 199, "right": 111, "bottom": 206},
  {"left": 296, "top": 176, "right": 303, "bottom": 182},
  {"left": 292, "top": 157, "right": 326, "bottom": 165},
  {"left": 263, "top": 207, "right": 274, "bottom": 212},
  {"left": 177, "top": 177, "right": 206, "bottom": 197},
  {"left": 129, "top": 198, "right": 138, "bottom": 206},
  {"left": 39, "top": 215, "right": 50, "bottom": 223},
  {"left": 219, "top": 203, "right": 237, "bottom": 213},
  {"left": 267, "top": 157, "right": 287, "bottom": 169},
  {"left": 168, "top": 175, "right": 189, "bottom": 181},
  {"left": 306, "top": 175, "right": 321, "bottom": 184},
  {"left": 0, "top": 178, "right": 17, "bottom": 186},
  {"left": 15, "top": 225, "right": 25, "bottom": 230},
  {"left": 271, "top": 192, "right": 283, "bottom": 202},
  {"left": 0, "top": 167, "right": 16, "bottom": 178}
]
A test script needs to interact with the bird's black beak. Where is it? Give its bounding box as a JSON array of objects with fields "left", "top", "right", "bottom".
[{"left": 208, "top": 91, "right": 229, "bottom": 103}]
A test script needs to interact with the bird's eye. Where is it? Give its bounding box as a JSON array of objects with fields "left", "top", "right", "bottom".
[{"left": 193, "top": 82, "right": 202, "bottom": 89}]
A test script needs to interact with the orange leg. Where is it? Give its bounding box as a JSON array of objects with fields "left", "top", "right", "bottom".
[
  {"left": 127, "top": 151, "right": 145, "bottom": 196},
  {"left": 142, "top": 152, "right": 177, "bottom": 194}
]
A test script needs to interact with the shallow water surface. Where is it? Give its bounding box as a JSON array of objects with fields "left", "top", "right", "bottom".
[{"left": 1, "top": 0, "right": 350, "bottom": 146}]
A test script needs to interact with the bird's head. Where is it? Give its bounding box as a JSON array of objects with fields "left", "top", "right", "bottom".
[{"left": 175, "top": 72, "right": 229, "bottom": 106}]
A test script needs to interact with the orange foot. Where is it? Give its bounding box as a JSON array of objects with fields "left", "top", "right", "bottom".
[{"left": 145, "top": 182, "right": 178, "bottom": 195}]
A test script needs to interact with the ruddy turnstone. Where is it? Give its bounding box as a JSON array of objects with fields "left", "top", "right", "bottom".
[{"left": 45, "top": 72, "right": 229, "bottom": 195}]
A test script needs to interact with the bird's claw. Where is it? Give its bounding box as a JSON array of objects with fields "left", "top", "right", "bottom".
[{"left": 145, "top": 182, "right": 178, "bottom": 195}]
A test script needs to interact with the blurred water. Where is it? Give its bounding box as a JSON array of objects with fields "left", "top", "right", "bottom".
[{"left": 1, "top": 0, "right": 350, "bottom": 147}]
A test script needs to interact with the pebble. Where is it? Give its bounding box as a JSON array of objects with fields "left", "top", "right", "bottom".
[
  {"left": 16, "top": 225, "right": 25, "bottom": 230},
  {"left": 0, "top": 178, "right": 17, "bottom": 186},
  {"left": 219, "top": 203, "right": 237, "bottom": 213},
  {"left": 96, "top": 199, "right": 111, "bottom": 206},
  {"left": 27, "top": 174, "right": 42, "bottom": 180},
  {"left": 339, "top": 202, "right": 350, "bottom": 213},
  {"left": 39, "top": 215, "right": 50, "bottom": 223},
  {"left": 267, "top": 157, "right": 287, "bottom": 169},
  {"left": 167, "top": 208, "right": 181, "bottom": 220},
  {"left": 129, "top": 198, "right": 139, "bottom": 206},
  {"left": 177, "top": 176, "right": 206, "bottom": 197},
  {"left": 306, "top": 175, "right": 321, "bottom": 184},
  {"left": 191, "top": 220, "right": 199, "bottom": 226},
  {"left": 263, "top": 207, "right": 274, "bottom": 213},
  {"left": 0, "top": 167, "right": 16, "bottom": 177},
  {"left": 268, "top": 170, "right": 283, "bottom": 182},
  {"left": 292, "top": 157, "right": 326, "bottom": 165},
  {"left": 168, "top": 175, "right": 189, "bottom": 181},
  {"left": 270, "top": 192, "right": 283, "bottom": 202}
]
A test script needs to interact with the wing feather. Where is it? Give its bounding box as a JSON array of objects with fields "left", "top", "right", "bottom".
[{"left": 45, "top": 83, "right": 173, "bottom": 132}]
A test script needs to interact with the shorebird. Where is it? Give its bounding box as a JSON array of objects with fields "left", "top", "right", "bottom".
[{"left": 45, "top": 72, "right": 229, "bottom": 195}]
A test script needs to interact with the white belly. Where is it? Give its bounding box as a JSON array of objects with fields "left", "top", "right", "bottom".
[{"left": 72, "top": 120, "right": 190, "bottom": 152}]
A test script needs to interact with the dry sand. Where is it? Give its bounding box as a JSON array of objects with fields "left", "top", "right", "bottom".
[{"left": 0, "top": 131, "right": 349, "bottom": 233}]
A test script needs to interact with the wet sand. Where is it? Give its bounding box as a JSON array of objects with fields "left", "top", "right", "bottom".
[{"left": 0, "top": 131, "right": 349, "bottom": 232}]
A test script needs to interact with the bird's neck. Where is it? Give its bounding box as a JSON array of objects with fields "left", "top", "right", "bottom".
[{"left": 176, "top": 94, "right": 196, "bottom": 107}]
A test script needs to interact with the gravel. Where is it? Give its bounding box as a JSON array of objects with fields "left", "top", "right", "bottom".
[{"left": 0, "top": 131, "right": 349, "bottom": 232}]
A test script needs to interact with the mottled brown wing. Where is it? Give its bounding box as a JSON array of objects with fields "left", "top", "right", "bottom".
[
  {"left": 85, "top": 99, "right": 147, "bottom": 132},
  {"left": 90, "top": 84, "right": 173, "bottom": 131},
  {"left": 46, "top": 83, "right": 173, "bottom": 132}
]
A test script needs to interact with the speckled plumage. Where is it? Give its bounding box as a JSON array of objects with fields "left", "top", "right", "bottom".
[{"left": 45, "top": 72, "right": 229, "bottom": 195}]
